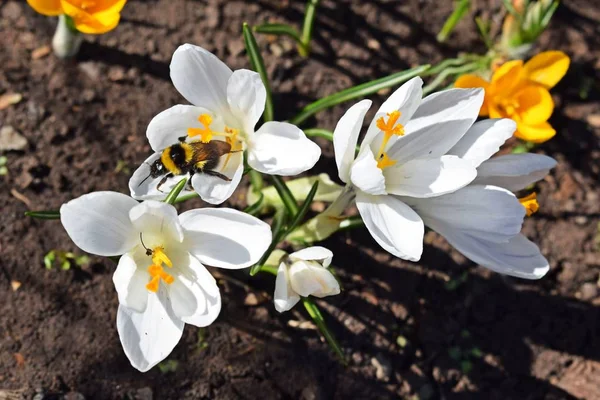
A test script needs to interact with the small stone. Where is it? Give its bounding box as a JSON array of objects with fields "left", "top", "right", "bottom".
[
  {"left": 79, "top": 62, "right": 101, "bottom": 81},
  {"left": 371, "top": 354, "right": 392, "bottom": 381},
  {"left": 586, "top": 114, "right": 600, "bottom": 128},
  {"left": 0, "top": 126, "right": 27, "bottom": 151},
  {"left": 108, "top": 66, "right": 126, "bottom": 81},
  {"left": 352, "top": 352, "right": 363, "bottom": 365},
  {"left": 81, "top": 89, "right": 96, "bottom": 103},
  {"left": 0, "top": 92, "right": 22, "bottom": 110},
  {"left": 244, "top": 292, "right": 259, "bottom": 306},
  {"left": 580, "top": 283, "right": 598, "bottom": 301},
  {"left": 31, "top": 45, "right": 51, "bottom": 60},
  {"left": 135, "top": 387, "right": 153, "bottom": 400},
  {"left": 367, "top": 39, "right": 381, "bottom": 50},
  {"left": 269, "top": 43, "right": 284, "bottom": 57},
  {"left": 575, "top": 216, "right": 588, "bottom": 225},
  {"left": 2, "top": 2, "right": 22, "bottom": 21},
  {"left": 10, "top": 281, "right": 21, "bottom": 291},
  {"left": 227, "top": 40, "right": 245, "bottom": 57},
  {"left": 63, "top": 392, "right": 86, "bottom": 400}
]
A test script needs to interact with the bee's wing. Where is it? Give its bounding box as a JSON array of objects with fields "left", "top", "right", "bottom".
[{"left": 188, "top": 140, "right": 232, "bottom": 158}]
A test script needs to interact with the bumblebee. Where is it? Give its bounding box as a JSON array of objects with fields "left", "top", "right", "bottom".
[{"left": 140, "top": 136, "right": 238, "bottom": 192}]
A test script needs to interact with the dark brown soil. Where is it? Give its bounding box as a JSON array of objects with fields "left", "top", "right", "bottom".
[{"left": 1, "top": 0, "right": 599, "bottom": 399}]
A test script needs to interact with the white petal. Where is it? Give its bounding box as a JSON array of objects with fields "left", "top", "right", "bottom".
[
  {"left": 406, "top": 185, "right": 525, "bottom": 243},
  {"left": 349, "top": 147, "right": 386, "bottom": 195},
  {"left": 290, "top": 246, "right": 333, "bottom": 267},
  {"left": 113, "top": 252, "right": 149, "bottom": 313},
  {"left": 448, "top": 119, "right": 516, "bottom": 167},
  {"left": 434, "top": 226, "right": 549, "bottom": 279},
  {"left": 274, "top": 263, "right": 300, "bottom": 313},
  {"left": 388, "top": 88, "right": 484, "bottom": 164},
  {"left": 288, "top": 260, "right": 340, "bottom": 298},
  {"left": 363, "top": 77, "right": 423, "bottom": 151},
  {"left": 384, "top": 155, "right": 476, "bottom": 198},
  {"left": 129, "top": 200, "right": 184, "bottom": 243},
  {"left": 170, "top": 44, "right": 232, "bottom": 118},
  {"left": 355, "top": 191, "right": 424, "bottom": 261},
  {"left": 191, "top": 150, "right": 244, "bottom": 205},
  {"left": 129, "top": 153, "right": 196, "bottom": 201},
  {"left": 226, "top": 69, "right": 266, "bottom": 133},
  {"left": 179, "top": 208, "right": 272, "bottom": 269},
  {"left": 333, "top": 99, "right": 371, "bottom": 183},
  {"left": 116, "top": 286, "right": 184, "bottom": 372},
  {"left": 146, "top": 105, "right": 218, "bottom": 152},
  {"left": 60, "top": 191, "right": 138, "bottom": 256},
  {"left": 176, "top": 254, "right": 221, "bottom": 327},
  {"left": 473, "top": 154, "right": 557, "bottom": 192},
  {"left": 247, "top": 121, "right": 321, "bottom": 175},
  {"left": 167, "top": 252, "right": 221, "bottom": 326}
]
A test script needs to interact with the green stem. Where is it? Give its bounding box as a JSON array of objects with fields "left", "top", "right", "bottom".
[
  {"left": 249, "top": 169, "right": 264, "bottom": 193},
  {"left": 299, "top": 0, "right": 321, "bottom": 57},
  {"left": 243, "top": 23, "right": 274, "bottom": 122},
  {"left": 422, "top": 61, "right": 481, "bottom": 96},
  {"left": 173, "top": 192, "right": 199, "bottom": 204},
  {"left": 436, "top": 0, "right": 471, "bottom": 43},
  {"left": 271, "top": 176, "right": 300, "bottom": 216},
  {"left": 302, "top": 298, "right": 346, "bottom": 363},
  {"left": 164, "top": 178, "right": 188, "bottom": 205}
]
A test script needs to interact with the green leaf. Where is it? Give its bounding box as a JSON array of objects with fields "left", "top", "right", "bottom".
[
  {"left": 299, "top": 0, "right": 321, "bottom": 57},
  {"left": 250, "top": 208, "right": 287, "bottom": 276},
  {"left": 271, "top": 176, "right": 300, "bottom": 216},
  {"left": 254, "top": 23, "right": 302, "bottom": 44},
  {"left": 285, "top": 181, "right": 319, "bottom": 234},
  {"left": 164, "top": 178, "right": 187, "bottom": 205},
  {"left": 243, "top": 22, "right": 274, "bottom": 122},
  {"left": 302, "top": 298, "right": 346, "bottom": 364},
  {"left": 304, "top": 128, "right": 334, "bottom": 142},
  {"left": 289, "top": 64, "right": 430, "bottom": 126},
  {"left": 436, "top": 0, "right": 470, "bottom": 43},
  {"left": 243, "top": 192, "right": 264, "bottom": 216},
  {"left": 173, "top": 192, "right": 199, "bottom": 204},
  {"left": 249, "top": 169, "right": 264, "bottom": 193},
  {"left": 25, "top": 210, "right": 60, "bottom": 220},
  {"left": 44, "top": 250, "right": 56, "bottom": 270}
]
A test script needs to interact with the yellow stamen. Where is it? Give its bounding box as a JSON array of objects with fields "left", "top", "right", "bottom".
[
  {"left": 519, "top": 192, "right": 539, "bottom": 216},
  {"left": 187, "top": 113, "right": 214, "bottom": 143},
  {"left": 151, "top": 246, "right": 172, "bottom": 268},
  {"left": 377, "top": 153, "right": 397, "bottom": 169},
  {"left": 145, "top": 264, "right": 174, "bottom": 292},
  {"left": 375, "top": 111, "right": 404, "bottom": 166}
]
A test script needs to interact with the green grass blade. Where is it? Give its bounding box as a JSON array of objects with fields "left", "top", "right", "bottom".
[
  {"left": 302, "top": 298, "right": 346, "bottom": 364},
  {"left": 25, "top": 210, "right": 60, "bottom": 220},
  {"left": 254, "top": 23, "right": 302, "bottom": 43},
  {"left": 437, "top": 0, "right": 471, "bottom": 43},
  {"left": 289, "top": 64, "right": 430, "bottom": 126},
  {"left": 164, "top": 178, "right": 188, "bottom": 205},
  {"left": 250, "top": 208, "right": 287, "bottom": 276},
  {"left": 243, "top": 193, "right": 264, "bottom": 216},
  {"left": 271, "top": 176, "right": 300, "bottom": 216},
  {"left": 299, "top": 0, "right": 321, "bottom": 57},
  {"left": 285, "top": 181, "right": 318, "bottom": 234},
  {"left": 243, "top": 22, "right": 274, "bottom": 122}
]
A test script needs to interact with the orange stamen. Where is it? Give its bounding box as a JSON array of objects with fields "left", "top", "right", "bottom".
[
  {"left": 377, "top": 153, "right": 397, "bottom": 169},
  {"left": 187, "top": 114, "right": 214, "bottom": 143},
  {"left": 519, "top": 192, "right": 539, "bottom": 216},
  {"left": 374, "top": 111, "right": 404, "bottom": 169}
]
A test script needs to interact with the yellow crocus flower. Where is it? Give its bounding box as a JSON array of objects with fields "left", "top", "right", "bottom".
[
  {"left": 27, "top": 0, "right": 126, "bottom": 34},
  {"left": 455, "top": 51, "right": 570, "bottom": 143}
]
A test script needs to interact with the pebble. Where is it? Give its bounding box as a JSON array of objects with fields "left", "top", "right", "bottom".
[
  {"left": 580, "top": 283, "right": 598, "bottom": 301},
  {"left": 0, "top": 126, "right": 27, "bottom": 151},
  {"left": 371, "top": 353, "right": 392, "bottom": 381}
]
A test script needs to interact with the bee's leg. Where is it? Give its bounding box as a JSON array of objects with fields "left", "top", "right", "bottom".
[
  {"left": 156, "top": 173, "right": 174, "bottom": 193},
  {"left": 186, "top": 171, "right": 195, "bottom": 191},
  {"left": 203, "top": 169, "right": 231, "bottom": 182}
]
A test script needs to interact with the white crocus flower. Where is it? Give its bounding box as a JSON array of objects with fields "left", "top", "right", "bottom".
[
  {"left": 60, "top": 192, "right": 271, "bottom": 371},
  {"left": 274, "top": 247, "right": 340, "bottom": 312},
  {"left": 129, "top": 43, "right": 321, "bottom": 204},
  {"left": 333, "top": 77, "right": 484, "bottom": 261},
  {"left": 403, "top": 118, "right": 556, "bottom": 279}
]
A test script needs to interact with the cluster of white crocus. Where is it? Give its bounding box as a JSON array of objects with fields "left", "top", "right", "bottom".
[
  {"left": 129, "top": 44, "right": 321, "bottom": 204},
  {"left": 56, "top": 47, "right": 556, "bottom": 373},
  {"left": 332, "top": 77, "right": 555, "bottom": 278}
]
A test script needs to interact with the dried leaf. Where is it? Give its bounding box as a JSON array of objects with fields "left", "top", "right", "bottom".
[
  {"left": 10, "top": 281, "right": 21, "bottom": 291},
  {"left": 31, "top": 45, "right": 51, "bottom": 60}
]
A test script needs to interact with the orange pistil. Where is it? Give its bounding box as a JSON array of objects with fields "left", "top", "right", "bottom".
[
  {"left": 519, "top": 192, "right": 539, "bottom": 216},
  {"left": 375, "top": 111, "right": 404, "bottom": 169},
  {"left": 187, "top": 114, "right": 214, "bottom": 143},
  {"left": 146, "top": 264, "right": 174, "bottom": 293}
]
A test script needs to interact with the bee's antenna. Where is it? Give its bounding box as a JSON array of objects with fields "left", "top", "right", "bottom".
[{"left": 140, "top": 233, "right": 153, "bottom": 256}]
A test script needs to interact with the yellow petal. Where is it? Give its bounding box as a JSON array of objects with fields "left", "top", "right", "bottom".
[
  {"left": 515, "top": 85, "right": 554, "bottom": 125},
  {"left": 27, "top": 0, "right": 63, "bottom": 16},
  {"left": 523, "top": 51, "right": 570, "bottom": 90},
  {"left": 454, "top": 75, "right": 490, "bottom": 116},
  {"left": 515, "top": 121, "right": 556, "bottom": 143},
  {"left": 488, "top": 103, "right": 506, "bottom": 119},
  {"left": 491, "top": 60, "right": 524, "bottom": 97},
  {"left": 87, "top": 0, "right": 126, "bottom": 14},
  {"left": 61, "top": 0, "right": 123, "bottom": 34}
]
